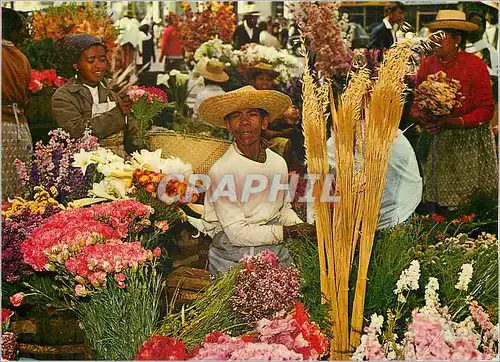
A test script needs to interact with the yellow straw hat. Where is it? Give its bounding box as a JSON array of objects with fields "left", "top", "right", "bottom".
[
  {"left": 197, "top": 86, "right": 291, "bottom": 128},
  {"left": 249, "top": 62, "right": 280, "bottom": 79},
  {"left": 425, "top": 10, "right": 479, "bottom": 32},
  {"left": 198, "top": 59, "right": 229, "bottom": 83}
]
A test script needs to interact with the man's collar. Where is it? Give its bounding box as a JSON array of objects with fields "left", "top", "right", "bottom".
[
  {"left": 383, "top": 17, "right": 393, "bottom": 30},
  {"left": 244, "top": 20, "right": 254, "bottom": 38},
  {"left": 233, "top": 139, "right": 269, "bottom": 163}
]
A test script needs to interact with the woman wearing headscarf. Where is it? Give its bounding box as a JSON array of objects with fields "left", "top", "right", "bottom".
[
  {"left": 2, "top": 8, "right": 32, "bottom": 201},
  {"left": 52, "top": 34, "right": 135, "bottom": 156},
  {"left": 411, "top": 10, "right": 497, "bottom": 211}
]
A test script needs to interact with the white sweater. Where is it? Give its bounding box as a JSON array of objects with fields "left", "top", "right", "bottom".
[{"left": 201, "top": 143, "right": 302, "bottom": 246}]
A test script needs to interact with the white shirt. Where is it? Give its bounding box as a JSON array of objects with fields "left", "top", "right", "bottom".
[
  {"left": 83, "top": 83, "right": 117, "bottom": 119},
  {"left": 383, "top": 17, "right": 397, "bottom": 43},
  {"left": 466, "top": 39, "right": 499, "bottom": 77},
  {"left": 484, "top": 21, "right": 498, "bottom": 48},
  {"left": 259, "top": 30, "right": 281, "bottom": 49},
  {"left": 327, "top": 131, "right": 422, "bottom": 230},
  {"left": 199, "top": 144, "right": 302, "bottom": 245},
  {"left": 194, "top": 84, "right": 225, "bottom": 115},
  {"left": 244, "top": 20, "right": 254, "bottom": 40}
]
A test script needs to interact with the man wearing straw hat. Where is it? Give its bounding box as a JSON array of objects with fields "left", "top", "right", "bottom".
[
  {"left": 194, "top": 59, "right": 228, "bottom": 114},
  {"left": 233, "top": 3, "right": 261, "bottom": 49},
  {"left": 196, "top": 86, "right": 315, "bottom": 277}
]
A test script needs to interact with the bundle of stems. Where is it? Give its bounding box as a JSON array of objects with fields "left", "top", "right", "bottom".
[
  {"left": 349, "top": 43, "right": 412, "bottom": 349},
  {"left": 302, "top": 39, "right": 412, "bottom": 359}
]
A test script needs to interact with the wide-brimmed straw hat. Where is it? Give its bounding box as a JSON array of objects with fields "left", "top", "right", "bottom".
[
  {"left": 248, "top": 62, "right": 280, "bottom": 79},
  {"left": 241, "top": 3, "right": 260, "bottom": 16},
  {"left": 197, "top": 86, "right": 291, "bottom": 128},
  {"left": 425, "top": 10, "right": 479, "bottom": 32},
  {"left": 198, "top": 59, "right": 229, "bottom": 82}
]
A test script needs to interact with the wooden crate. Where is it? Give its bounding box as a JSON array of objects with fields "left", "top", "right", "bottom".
[{"left": 165, "top": 266, "right": 211, "bottom": 308}]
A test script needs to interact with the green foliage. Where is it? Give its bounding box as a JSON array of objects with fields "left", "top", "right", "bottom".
[
  {"left": 76, "top": 263, "right": 164, "bottom": 360},
  {"left": 19, "top": 38, "right": 73, "bottom": 77},
  {"left": 286, "top": 236, "right": 331, "bottom": 332},
  {"left": 158, "top": 264, "right": 250, "bottom": 351}
]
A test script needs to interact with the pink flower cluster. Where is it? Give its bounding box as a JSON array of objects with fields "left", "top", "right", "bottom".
[
  {"left": 192, "top": 331, "right": 303, "bottom": 360},
  {"left": 127, "top": 86, "right": 168, "bottom": 104},
  {"left": 232, "top": 250, "right": 300, "bottom": 322},
  {"left": 257, "top": 302, "right": 329, "bottom": 360},
  {"left": 66, "top": 241, "right": 154, "bottom": 292},
  {"left": 21, "top": 200, "right": 153, "bottom": 272},
  {"left": 29, "top": 69, "right": 65, "bottom": 93}
]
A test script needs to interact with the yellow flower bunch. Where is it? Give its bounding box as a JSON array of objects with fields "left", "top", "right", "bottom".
[
  {"left": 2, "top": 186, "right": 64, "bottom": 220},
  {"left": 414, "top": 71, "right": 462, "bottom": 118},
  {"left": 30, "top": 3, "right": 118, "bottom": 52}
]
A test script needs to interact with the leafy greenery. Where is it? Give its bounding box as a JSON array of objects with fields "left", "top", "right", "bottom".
[
  {"left": 76, "top": 263, "right": 164, "bottom": 360},
  {"left": 158, "top": 264, "right": 250, "bottom": 351},
  {"left": 19, "top": 38, "right": 73, "bottom": 77},
  {"left": 286, "top": 236, "right": 331, "bottom": 332}
]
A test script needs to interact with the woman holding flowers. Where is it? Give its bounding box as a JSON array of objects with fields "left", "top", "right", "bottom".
[
  {"left": 411, "top": 10, "right": 497, "bottom": 210},
  {"left": 52, "top": 34, "right": 135, "bottom": 157}
]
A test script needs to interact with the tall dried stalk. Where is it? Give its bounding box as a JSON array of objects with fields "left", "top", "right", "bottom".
[
  {"left": 301, "top": 47, "right": 339, "bottom": 356},
  {"left": 349, "top": 43, "right": 412, "bottom": 349}
]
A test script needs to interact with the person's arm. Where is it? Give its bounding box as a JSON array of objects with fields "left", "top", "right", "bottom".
[
  {"left": 278, "top": 197, "right": 303, "bottom": 226},
  {"left": 461, "top": 61, "right": 495, "bottom": 127},
  {"left": 52, "top": 93, "right": 125, "bottom": 140},
  {"left": 368, "top": 26, "right": 381, "bottom": 49},
  {"left": 159, "top": 27, "right": 170, "bottom": 61}
]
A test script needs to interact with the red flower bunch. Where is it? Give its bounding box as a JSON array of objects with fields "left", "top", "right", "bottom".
[
  {"left": 178, "top": 2, "right": 236, "bottom": 53},
  {"left": 21, "top": 200, "right": 152, "bottom": 271},
  {"left": 135, "top": 335, "right": 188, "bottom": 360},
  {"left": 431, "top": 213, "right": 445, "bottom": 223},
  {"left": 257, "top": 302, "right": 329, "bottom": 360},
  {"left": 232, "top": 250, "right": 300, "bottom": 322},
  {"left": 29, "top": 69, "right": 65, "bottom": 93},
  {"left": 65, "top": 241, "right": 153, "bottom": 291},
  {"left": 451, "top": 213, "right": 477, "bottom": 225},
  {"left": 127, "top": 86, "right": 168, "bottom": 104}
]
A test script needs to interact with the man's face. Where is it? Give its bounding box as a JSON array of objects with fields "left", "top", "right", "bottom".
[
  {"left": 245, "top": 15, "right": 258, "bottom": 28},
  {"left": 226, "top": 108, "right": 269, "bottom": 147},
  {"left": 389, "top": 8, "right": 405, "bottom": 24}
]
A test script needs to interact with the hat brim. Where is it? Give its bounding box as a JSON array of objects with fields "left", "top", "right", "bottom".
[
  {"left": 198, "top": 69, "right": 229, "bottom": 83},
  {"left": 249, "top": 67, "right": 280, "bottom": 79},
  {"left": 198, "top": 89, "right": 291, "bottom": 128},
  {"left": 425, "top": 20, "right": 479, "bottom": 32}
]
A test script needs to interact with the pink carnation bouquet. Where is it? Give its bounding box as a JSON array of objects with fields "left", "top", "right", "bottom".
[
  {"left": 29, "top": 69, "right": 65, "bottom": 93},
  {"left": 127, "top": 86, "right": 168, "bottom": 149}
]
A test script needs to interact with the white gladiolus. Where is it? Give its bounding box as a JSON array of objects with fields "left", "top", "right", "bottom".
[
  {"left": 394, "top": 260, "right": 421, "bottom": 299},
  {"left": 369, "top": 314, "right": 384, "bottom": 334},
  {"left": 424, "top": 277, "right": 440, "bottom": 308},
  {"left": 455, "top": 263, "right": 474, "bottom": 291}
]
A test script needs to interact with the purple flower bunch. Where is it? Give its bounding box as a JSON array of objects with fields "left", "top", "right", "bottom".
[
  {"left": 2, "top": 193, "right": 63, "bottom": 283},
  {"left": 15, "top": 129, "right": 99, "bottom": 203},
  {"left": 231, "top": 250, "right": 300, "bottom": 322}
]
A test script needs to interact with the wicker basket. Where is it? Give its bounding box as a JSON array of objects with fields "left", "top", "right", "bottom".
[{"left": 149, "top": 130, "right": 230, "bottom": 174}]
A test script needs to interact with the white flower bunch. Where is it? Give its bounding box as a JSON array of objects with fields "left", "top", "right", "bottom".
[
  {"left": 455, "top": 263, "right": 474, "bottom": 292},
  {"left": 394, "top": 260, "right": 421, "bottom": 303},
  {"left": 232, "top": 44, "right": 302, "bottom": 84},
  {"left": 194, "top": 38, "right": 234, "bottom": 62}
]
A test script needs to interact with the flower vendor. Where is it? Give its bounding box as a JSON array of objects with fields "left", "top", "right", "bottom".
[
  {"left": 233, "top": 4, "right": 260, "bottom": 50},
  {"left": 410, "top": 10, "right": 498, "bottom": 210},
  {"left": 195, "top": 86, "right": 316, "bottom": 277},
  {"left": 1, "top": 8, "right": 33, "bottom": 201},
  {"left": 194, "top": 59, "right": 228, "bottom": 115},
  {"left": 51, "top": 34, "right": 136, "bottom": 157}
]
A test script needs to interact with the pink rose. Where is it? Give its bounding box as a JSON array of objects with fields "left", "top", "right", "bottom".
[
  {"left": 10, "top": 293, "right": 24, "bottom": 307},
  {"left": 153, "top": 247, "right": 161, "bottom": 258}
]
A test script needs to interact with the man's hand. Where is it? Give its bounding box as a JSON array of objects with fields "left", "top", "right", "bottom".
[
  {"left": 283, "top": 223, "right": 316, "bottom": 240},
  {"left": 120, "top": 96, "right": 132, "bottom": 114}
]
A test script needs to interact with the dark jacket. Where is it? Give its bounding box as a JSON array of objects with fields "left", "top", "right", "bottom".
[
  {"left": 51, "top": 77, "right": 136, "bottom": 153},
  {"left": 233, "top": 23, "right": 260, "bottom": 49},
  {"left": 368, "top": 22, "right": 394, "bottom": 51}
]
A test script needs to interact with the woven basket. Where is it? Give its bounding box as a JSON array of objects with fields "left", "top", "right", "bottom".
[{"left": 149, "top": 130, "right": 230, "bottom": 174}]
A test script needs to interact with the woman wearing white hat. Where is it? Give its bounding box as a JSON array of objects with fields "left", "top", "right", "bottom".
[{"left": 411, "top": 10, "right": 497, "bottom": 211}]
